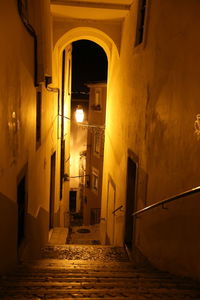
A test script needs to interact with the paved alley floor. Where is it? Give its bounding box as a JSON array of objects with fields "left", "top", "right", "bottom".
[
  {"left": 41, "top": 244, "right": 128, "bottom": 261},
  {"left": 67, "top": 224, "right": 100, "bottom": 245},
  {"left": 1, "top": 244, "right": 200, "bottom": 299}
]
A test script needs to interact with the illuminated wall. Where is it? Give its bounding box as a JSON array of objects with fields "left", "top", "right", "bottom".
[
  {"left": 0, "top": 0, "right": 62, "bottom": 273},
  {"left": 101, "top": 0, "right": 200, "bottom": 280},
  {"left": 84, "top": 83, "right": 107, "bottom": 225},
  {"left": 70, "top": 99, "right": 88, "bottom": 212},
  {"left": 51, "top": 0, "right": 200, "bottom": 280}
]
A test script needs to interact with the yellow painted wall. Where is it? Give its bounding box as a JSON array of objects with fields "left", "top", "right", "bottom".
[
  {"left": 0, "top": 0, "right": 61, "bottom": 272},
  {"left": 102, "top": 0, "right": 200, "bottom": 280}
]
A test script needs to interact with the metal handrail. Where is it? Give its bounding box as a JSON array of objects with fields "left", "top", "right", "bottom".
[
  {"left": 132, "top": 185, "right": 200, "bottom": 217},
  {"left": 112, "top": 205, "right": 123, "bottom": 215}
]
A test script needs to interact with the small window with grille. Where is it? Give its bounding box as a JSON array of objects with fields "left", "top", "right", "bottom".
[
  {"left": 92, "top": 168, "right": 99, "bottom": 193},
  {"left": 91, "top": 88, "right": 102, "bottom": 111},
  {"left": 93, "top": 133, "right": 101, "bottom": 157}
]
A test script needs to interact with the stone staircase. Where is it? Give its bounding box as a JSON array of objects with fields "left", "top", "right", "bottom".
[{"left": 0, "top": 245, "right": 200, "bottom": 299}]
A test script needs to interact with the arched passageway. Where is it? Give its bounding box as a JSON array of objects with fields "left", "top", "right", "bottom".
[
  {"left": 52, "top": 27, "right": 117, "bottom": 245},
  {"left": 69, "top": 40, "right": 107, "bottom": 243}
]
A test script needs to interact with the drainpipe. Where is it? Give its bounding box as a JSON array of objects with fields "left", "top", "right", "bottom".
[
  {"left": 17, "top": 0, "right": 38, "bottom": 87},
  {"left": 59, "top": 50, "right": 66, "bottom": 200},
  {"left": 18, "top": 0, "right": 60, "bottom": 119}
]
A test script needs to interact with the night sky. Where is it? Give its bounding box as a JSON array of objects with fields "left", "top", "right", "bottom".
[{"left": 72, "top": 40, "right": 108, "bottom": 99}]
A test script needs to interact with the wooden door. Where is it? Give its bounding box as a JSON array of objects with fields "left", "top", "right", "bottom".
[{"left": 17, "top": 175, "right": 26, "bottom": 246}]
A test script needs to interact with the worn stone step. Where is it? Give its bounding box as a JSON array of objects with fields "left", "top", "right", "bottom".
[
  {"left": 2, "top": 276, "right": 192, "bottom": 284},
  {"left": 1, "top": 284, "right": 200, "bottom": 295},
  {"left": 1, "top": 280, "right": 199, "bottom": 292},
  {"left": 5, "top": 272, "right": 198, "bottom": 287},
  {"left": 1, "top": 273, "right": 198, "bottom": 286},
  {"left": 1, "top": 295, "right": 173, "bottom": 300},
  {"left": 19, "top": 259, "right": 136, "bottom": 271},
  {"left": 3, "top": 273, "right": 176, "bottom": 283},
  {"left": 1, "top": 246, "right": 200, "bottom": 299}
]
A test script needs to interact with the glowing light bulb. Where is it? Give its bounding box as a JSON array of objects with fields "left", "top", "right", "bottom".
[{"left": 75, "top": 106, "right": 84, "bottom": 123}]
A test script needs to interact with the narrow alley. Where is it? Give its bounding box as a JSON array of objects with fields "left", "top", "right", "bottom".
[{"left": 2, "top": 1, "right": 200, "bottom": 298}]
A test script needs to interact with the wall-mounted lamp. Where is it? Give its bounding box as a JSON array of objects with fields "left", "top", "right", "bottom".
[
  {"left": 75, "top": 105, "right": 84, "bottom": 123},
  {"left": 75, "top": 105, "right": 105, "bottom": 135}
]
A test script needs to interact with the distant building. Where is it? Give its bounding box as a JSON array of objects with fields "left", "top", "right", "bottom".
[
  {"left": 70, "top": 99, "right": 89, "bottom": 214},
  {"left": 83, "top": 82, "right": 107, "bottom": 225}
]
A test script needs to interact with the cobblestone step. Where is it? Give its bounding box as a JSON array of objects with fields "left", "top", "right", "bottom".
[
  {"left": 0, "top": 245, "right": 200, "bottom": 299},
  {"left": 1, "top": 281, "right": 199, "bottom": 292}
]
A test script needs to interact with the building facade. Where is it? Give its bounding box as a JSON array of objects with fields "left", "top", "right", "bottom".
[
  {"left": 84, "top": 83, "right": 107, "bottom": 225},
  {"left": 70, "top": 98, "right": 89, "bottom": 214}
]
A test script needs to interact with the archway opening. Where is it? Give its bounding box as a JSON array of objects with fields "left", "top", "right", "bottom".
[{"left": 69, "top": 40, "right": 108, "bottom": 245}]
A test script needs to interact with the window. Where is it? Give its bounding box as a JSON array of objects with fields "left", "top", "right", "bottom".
[
  {"left": 92, "top": 168, "right": 99, "bottom": 193},
  {"left": 90, "top": 208, "right": 101, "bottom": 225},
  {"left": 94, "top": 133, "right": 101, "bottom": 156},
  {"left": 91, "top": 88, "right": 102, "bottom": 110},
  {"left": 36, "top": 90, "right": 42, "bottom": 149},
  {"left": 95, "top": 90, "right": 101, "bottom": 106},
  {"left": 135, "top": 0, "right": 147, "bottom": 47},
  {"left": 93, "top": 174, "right": 98, "bottom": 191}
]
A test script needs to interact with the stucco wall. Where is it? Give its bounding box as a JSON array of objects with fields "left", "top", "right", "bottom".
[
  {"left": 0, "top": 0, "right": 60, "bottom": 272},
  {"left": 102, "top": 0, "right": 200, "bottom": 280}
]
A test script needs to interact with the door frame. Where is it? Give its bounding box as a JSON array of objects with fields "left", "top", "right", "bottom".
[
  {"left": 69, "top": 190, "right": 77, "bottom": 212},
  {"left": 17, "top": 163, "right": 28, "bottom": 251},
  {"left": 49, "top": 152, "right": 56, "bottom": 230},
  {"left": 106, "top": 174, "right": 116, "bottom": 245}
]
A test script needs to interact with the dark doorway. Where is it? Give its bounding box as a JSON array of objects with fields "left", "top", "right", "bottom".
[
  {"left": 49, "top": 152, "right": 56, "bottom": 229},
  {"left": 17, "top": 175, "right": 26, "bottom": 246},
  {"left": 70, "top": 191, "right": 77, "bottom": 212},
  {"left": 124, "top": 157, "right": 137, "bottom": 250}
]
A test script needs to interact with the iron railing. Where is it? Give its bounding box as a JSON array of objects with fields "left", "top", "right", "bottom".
[
  {"left": 112, "top": 205, "right": 123, "bottom": 215},
  {"left": 132, "top": 185, "right": 200, "bottom": 217}
]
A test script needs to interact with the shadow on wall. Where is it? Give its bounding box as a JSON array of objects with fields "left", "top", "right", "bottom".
[
  {"left": 24, "top": 207, "right": 50, "bottom": 261},
  {"left": 0, "top": 192, "right": 18, "bottom": 274},
  {"left": 136, "top": 193, "right": 200, "bottom": 281},
  {"left": 0, "top": 191, "right": 51, "bottom": 272}
]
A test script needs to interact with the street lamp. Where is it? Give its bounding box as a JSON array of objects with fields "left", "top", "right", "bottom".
[
  {"left": 75, "top": 105, "right": 84, "bottom": 123},
  {"left": 74, "top": 105, "right": 105, "bottom": 135}
]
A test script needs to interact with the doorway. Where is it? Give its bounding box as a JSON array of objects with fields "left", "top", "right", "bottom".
[
  {"left": 49, "top": 152, "right": 56, "bottom": 229},
  {"left": 124, "top": 156, "right": 137, "bottom": 250},
  {"left": 17, "top": 175, "right": 27, "bottom": 246},
  {"left": 70, "top": 191, "right": 77, "bottom": 212},
  {"left": 106, "top": 177, "right": 116, "bottom": 245}
]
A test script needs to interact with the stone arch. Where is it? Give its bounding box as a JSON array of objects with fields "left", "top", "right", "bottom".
[
  {"left": 54, "top": 26, "right": 119, "bottom": 61},
  {"left": 52, "top": 26, "right": 119, "bottom": 86}
]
